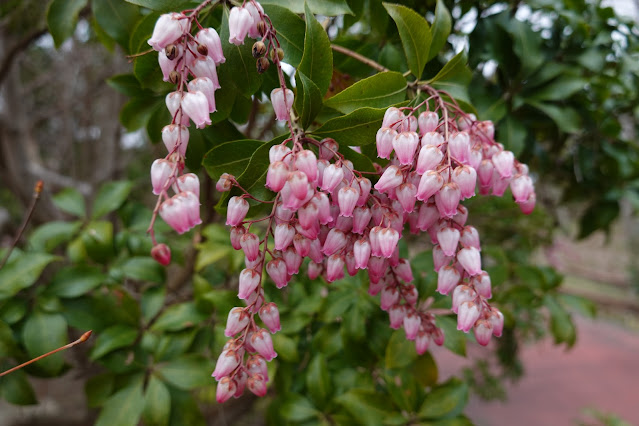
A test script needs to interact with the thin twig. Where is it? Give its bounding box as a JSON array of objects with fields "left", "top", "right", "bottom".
[
  {"left": 331, "top": 44, "right": 389, "bottom": 73},
  {"left": 0, "top": 330, "right": 92, "bottom": 377},
  {"left": 0, "top": 180, "right": 43, "bottom": 270}
]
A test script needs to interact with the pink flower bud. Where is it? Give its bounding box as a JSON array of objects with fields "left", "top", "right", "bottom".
[
  {"left": 151, "top": 159, "right": 173, "bottom": 195},
  {"left": 166, "top": 91, "right": 189, "bottom": 126},
  {"left": 378, "top": 227, "right": 399, "bottom": 259},
  {"left": 449, "top": 132, "right": 471, "bottom": 164},
  {"left": 269, "top": 144, "right": 291, "bottom": 164},
  {"left": 474, "top": 319, "right": 493, "bottom": 346},
  {"left": 173, "top": 173, "right": 199, "bottom": 197},
  {"left": 392, "top": 132, "right": 420, "bottom": 165},
  {"left": 453, "top": 205, "right": 469, "bottom": 226},
  {"left": 151, "top": 243, "right": 171, "bottom": 266},
  {"left": 416, "top": 145, "right": 444, "bottom": 175},
  {"left": 286, "top": 171, "right": 307, "bottom": 200},
  {"left": 321, "top": 164, "right": 345, "bottom": 192},
  {"left": 416, "top": 203, "right": 439, "bottom": 231},
  {"left": 374, "top": 165, "right": 403, "bottom": 193},
  {"left": 251, "top": 328, "right": 277, "bottom": 361},
  {"left": 418, "top": 111, "right": 439, "bottom": 134},
  {"left": 283, "top": 246, "right": 303, "bottom": 275},
  {"left": 452, "top": 284, "right": 476, "bottom": 314},
  {"left": 353, "top": 238, "right": 371, "bottom": 269},
  {"left": 319, "top": 139, "right": 338, "bottom": 160},
  {"left": 308, "top": 261, "right": 323, "bottom": 280},
  {"left": 271, "top": 88, "right": 294, "bottom": 121},
  {"left": 380, "top": 286, "right": 400, "bottom": 311},
  {"left": 148, "top": 13, "right": 188, "bottom": 51},
  {"left": 490, "top": 308, "right": 505, "bottom": 337},
  {"left": 433, "top": 244, "right": 452, "bottom": 271},
  {"left": 493, "top": 150, "right": 515, "bottom": 179},
  {"left": 182, "top": 91, "right": 211, "bottom": 129},
  {"left": 457, "top": 301, "right": 481, "bottom": 333},
  {"left": 290, "top": 235, "right": 308, "bottom": 258},
  {"left": 196, "top": 27, "right": 225, "bottom": 64},
  {"left": 216, "top": 173, "right": 233, "bottom": 192},
  {"left": 240, "top": 232, "right": 260, "bottom": 262},
  {"left": 230, "top": 226, "right": 245, "bottom": 250},
  {"left": 452, "top": 165, "right": 477, "bottom": 199},
  {"left": 457, "top": 246, "right": 482, "bottom": 276},
  {"left": 259, "top": 303, "right": 281, "bottom": 333},
  {"left": 216, "top": 377, "right": 237, "bottom": 403},
  {"left": 234, "top": 369, "right": 248, "bottom": 397},
  {"left": 159, "top": 193, "right": 199, "bottom": 234},
  {"left": 273, "top": 224, "right": 295, "bottom": 251},
  {"left": 190, "top": 56, "right": 220, "bottom": 88},
  {"left": 510, "top": 174, "right": 534, "bottom": 203},
  {"left": 437, "top": 226, "right": 460, "bottom": 257},
  {"left": 402, "top": 284, "right": 418, "bottom": 305},
  {"left": 338, "top": 186, "right": 359, "bottom": 217},
  {"left": 417, "top": 171, "right": 444, "bottom": 202},
  {"left": 322, "top": 229, "right": 347, "bottom": 256},
  {"left": 326, "top": 254, "right": 345, "bottom": 282},
  {"left": 229, "top": 6, "right": 252, "bottom": 45},
  {"left": 437, "top": 265, "right": 460, "bottom": 295},
  {"left": 460, "top": 226, "right": 480, "bottom": 250},
  {"left": 404, "top": 311, "right": 421, "bottom": 340},
  {"left": 477, "top": 120, "right": 495, "bottom": 139},
  {"left": 415, "top": 331, "right": 430, "bottom": 355},
  {"left": 246, "top": 290, "right": 264, "bottom": 314},
  {"left": 392, "top": 258, "right": 413, "bottom": 283},
  {"left": 389, "top": 304, "right": 406, "bottom": 329},
  {"left": 226, "top": 196, "right": 249, "bottom": 226},
  {"left": 382, "top": 107, "right": 403, "bottom": 129},
  {"left": 399, "top": 113, "right": 417, "bottom": 133},
  {"left": 212, "top": 349, "right": 240, "bottom": 380},
  {"left": 376, "top": 127, "right": 397, "bottom": 159},
  {"left": 435, "top": 182, "right": 461, "bottom": 218},
  {"left": 266, "top": 258, "right": 288, "bottom": 288},
  {"left": 477, "top": 159, "right": 494, "bottom": 189},
  {"left": 518, "top": 193, "right": 536, "bottom": 215},
  {"left": 368, "top": 255, "right": 387, "bottom": 278},
  {"left": 248, "top": 373, "right": 267, "bottom": 397},
  {"left": 492, "top": 174, "right": 511, "bottom": 197},
  {"left": 188, "top": 77, "right": 217, "bottom": 113},
  {"left": 265, "top": 161, "right": 289, "bottom": 192},
  {"left": 225, "top": 307, "right": 249, "bottom": 336},
  {"left": 421, "top": 131, "right": 444, "bottom": 147},
  {"left": 471, "top": 271, "right": 492, "bottom": 299},
  {"left": 294, "top": 150, "right": 318, "bottom": 182},
  {"left": 395, "top": 183, "right": 417, "bottom": 213},
  {"left": 238, "top": 268, "right": 260, "bottom": 299}
]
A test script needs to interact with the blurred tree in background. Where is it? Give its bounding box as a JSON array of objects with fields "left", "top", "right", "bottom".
[{"left": 0, "top": 0, "right": 636, "bottom": 424}]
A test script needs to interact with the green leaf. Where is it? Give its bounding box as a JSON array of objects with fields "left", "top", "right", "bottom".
[
  {"left": 124, "top": 0, "right": 191, "bottom": 12},
  {"left": 324, "top": 71, "right": 407, "bottom": 114},
  {"left": 92, "top": 180, "right": 132, "bottom": 219},
  {"left": 497, "top": 116, "right": 526, "bottom": 156},
  {"left": 22, "top": 311, "right": 68, "bottom": 374},
  {"left": 156, "top": 355, "right": 211, "bottom": 390},
  {"left": 90, "top": 324, "right": 138, "bottom": 360},
  {"left": 528, "top": 101, "right": 581, "bottom": 134},
  {"left": 260, "top": 0, "right": 353, "bottom": 16},
  {"left": 527, "top": 76, "right": 586, "bottom": 102},
  {"left": 168, "top": 387, "right": 206, "bottom": 426},
  {"left": 106, "top": 73, "right": 150, "bottom": 97},
  {"left": 272, "top": 332, "right": 299, "bottom": 362},
  {"left": 299, "top": 3, "right": 334, "bottom": 96},
  {"left": 0, "top": 369, "right": 37, "bottom": 405},
  {"left": 280, "top": 393, "right": 319, "bottom": 422},
  {"left": 142, "top": 285, "right": 166, "bottom": 323},
  {"left": 418, "top": 378, "right": 469, "bottom": 420},
  {"left": 543, "top": 294, "right": 576, "bottom": 347},
  {"left": 142, "top": 375, "right": 171, "bottom": 426},
  {"left": 85, "top": 373, "right": 114, "bottom": 407},
  {"left": 314, "top": 107, "right": 388, "bottom": 146},
  {"left": 414, "top": 352, "right": 438, "bottom": 387},
  {"left": 435, "top": 316, "right": 466, "bottom": 357},
  {"left": 0, "top": 253, "right": 58, "bottom": 300},
  {"left": 385, "top": 330, "right": 417, "bottom": 369},
  {"left": 28, "top": 220, "right": 82, "bottom": 252},
  {"left": 558, "top": 294, "right": 596, "bottom": 318},
  {"left": 219, "top": 6, "right": 263, "bottom": 97},
  {"left": 264, "top": 5, "right": 305, "bottom": 67},
  {"left": 47, "top": 0, "right": 88, "bottom": 47},
  {"left": 82, "top": 221, "right": 115, "bottom": 262},
  {"left": 46, "top": 265, "right": 105, "bottom": 298},
  {"left": 383, "top": 3, "right": 432, "bottom": 78},
  {"left": 427, "top": 51, "right": 468, "bottom": 85},
  {"left": 95, "top": 378, "right": 145, "bottom": 426},
  {"left": 0, "top": 299, "right": 27, "bottom": 325},
  {"left": 507, "top": 19, "right": 543, "bottom": 76},
  {"left": 151, "top": 302, "right": 208, "bottom": 332},
  {"left": 427, "top": 0, "right": 452, "bottom": 61},
  {"left": 92, "top": 0, "right": 139, "bottom": 51},
  {"left": 120, "top": 96, "right": 164, "bottom": 131},
  {"left": 306, "top": 354, "right": 332, "bottom": 408},
  {"left": 120, "top": 257, "right": 166, "bottom": 284},
  {"left": 295, "top": 71, "right": 323, "bottom": 129},
  {"left": 202, "top": 139, "right": 264, "bottom": 182},
  {"left": 52, "top": 187, "right": 86, "bottom": 218},
  {"left": 336, "top": 389, "right": 399, "bottom": 426}
]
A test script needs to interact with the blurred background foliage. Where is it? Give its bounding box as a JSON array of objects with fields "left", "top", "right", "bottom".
[{"left": 0, "top": 0, "right": 636, "bottom": 425}]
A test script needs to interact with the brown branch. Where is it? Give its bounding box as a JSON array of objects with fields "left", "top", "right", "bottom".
[
  {"left": 0, "top": 28, "right": 47, "bottom": 86},
  {"left": 331, "top": 44, "right": 389, "bottom": 73}
]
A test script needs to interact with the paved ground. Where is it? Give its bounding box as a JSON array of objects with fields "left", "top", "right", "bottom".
[{"left": 435, "top": 316, "right": 639, "bottom": 426}]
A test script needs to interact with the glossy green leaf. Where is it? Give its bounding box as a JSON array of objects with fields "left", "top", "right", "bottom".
[
  {"left": 47, "top": 265, "right": 105, "bottom": 298},
  {"left": 92, "top": 0, "right": 139, "bottom": 51},
  {"left": 299, "top": 3, "right": 334, "bottom": 96},
  {"left": 528, "top": 101, "right": 581, "bottom": 133},
  {"left": 106, "top": 73, "right": 149, "bottom": 97},
  {"left": 544, "top": 294, "right": 576, "bottom": 347},
  {"left": 497, "top": 116, "right": 526, "bottom": 156},
  {"left": 418, "top": 378, "right": 469, "bottom": 419},
  {"left": 558, "top": 294, "right": 596, "bottom": 318},
  {"left": 527, "top": 76, "right": 586, "bottom": 102},
  {"left": 120, "top": 257, "right": 166, "bottom": 284},
  {"left": 120, "top": 96, "right": 164, "bottom": 131},
  {"left": 29, "top": 221, "right": 82, "bottom": 252},
  {"left": 435, "top": 316, "right": 466, "bottom": 357},
  {"left": 280, "top": 393, "right": 319, "bottom": 422},
  {"left": 95, "top": 378, "right": 145, "bottom": 426},
  {"left": 47, "top": 0, "right": 88, "bottom": 47},
  {"left": 261, "top": 0, "right": 352, "bottom": 16},
  {"left": 427, "top": 0, "right": 451, "bottom": 61},
  {"left": 82, "top": 221, "right": 115, "bottom": 262},
  {"left": 312, "top": 107, "right": 388, "bottom": 146},
  {"left": 306, "top": 354, "right": 332, "bottom": 408},
  {"left": 90, "top": 324, "right": 138, "bottom": 360},
  {"left": 264, "top": 5, "right": 305, "bottom": 67},
  {"left": 168, "top": 387, "right": 206, "bottom": 426},
  {"left": 52, "top": 187, "right": 86, "bottom": 218},
  {"left": 22, "top": 311, "right": 67, "bottom": 374},
  {"left": 92, "top": 180, "right": 132, "bottom": 219},
  {"left": 202, "top": 139, "right": 264, "bottom": 182},
  {"left": 0, "top": 299, "right": 27, "bottom": 325},
  {"left": 85, "top": 373, "right": 115, "bottom": 407},
  {"left": 156, "top": 355, "right": 211, "bottom": 390},
  {"left": 383, "top": 3, "right": 432, "bottom": 78},
  {"left": 125, "top": 0, "right": 191, "bottom": 12},
  {"left": 142, "top": 375, "right": 171, "bottom": 426},
  {"left": 151, "top": 302, "right": 208, "bottom": 332},
  {"left": 0, "top": 369, "right": 37, "bottom": 405},
  {"left": 507, "top": 19, "right": 543, "bottom": 76},
  {"left": 427, "top": 51, "right": 468, "bottom": 85},
  {"left": 295, "top": 71, "right": 323, "bottom": 129},
  {"left": 385, "top": 330, "right": 418, "bottom": 369},
  {"left": 337, "top": 389, "right": 399, "bottom": 426},
  {"left": 0, "top": 253, "right": 58, "bottom": 300},
  {"left": 324, "top": 71, "right": 407, "bottom": 114},
  {"left": 142, "top": 285, "right": 166, "bottom": 323},
  {"left": 272, "top": 332, "right": 299, "bottom": 362},
  {"left": 414, "top": 352, "right": 438, "bottom": 387}
]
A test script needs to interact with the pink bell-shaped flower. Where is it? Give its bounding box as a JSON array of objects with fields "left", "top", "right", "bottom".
[
  {"left": 321, "top": 163, "right": 345, "bottom": 192},
  {"left": 238, "top": 268, "right": 260, "bottom": 299},
  {"left": 173, "top": 173, "right": 200, "bottom": 197},
  {"left": 266, "top": 161, "right": 289, "bottom": 192},
  {"left": 240, "top": 232, "right": 260, "bottom": 262},
  {"left": 389, "top": 304, "right": 406, "bottom": 329},
  {"left": 374, "top": 165, "right": 403, "bottom": 193},
  {"left": 457, "top": 246, "right": 482, "bottom": 276},
  {"left": 266, "top": 258, "right": 289, "bottom": 289},
  {"left": 322, "top": 229, "right": 347, "bottom": 256},
  {"left": 224, "top": 307, "right": 249, "bottom": 337},
  {"left": 148, "top": 13, "right": 188, "bottom": 51},
  {"left": 474, "top": 319, "right": 493, "bottom": 346},
  {"left": 392, "top": 131, "right": 419, "bottom": 165},
  {"left": 338, "top": 186, "right": 359, "bottom": 217},
  {"left": 181, "top": 91, "right": 211, "bottom": 129},
  {"left": 326, "top": 254, "right": 345, "bottom": 282},
  {"left": 417, "top": 171, "right": 444, "bottom": 202},
  {"left": 378, "top": 227, "right": 400, "bottom": 258},
  {"left": 151, "top": 159, "right": 173, "bottom": 195},
  {"left": 259, "top": 303, "right": 281, "bottom": 333},
  {"left": 493, "top": 150, "right": 515, "bottom": 178},
  {"left": 215, "top": 377, "right": 237, "bottom": 403},
  {"left": 353, "top": 238, "right": 371, "bottom": 269},
  {"left": 273, "top": 223, "right": 295, "bottom": 251},
  {"left": 190, "top": 56, "right": 220, "bottom": 88},
  {"left": 226, "top": 196, "right": 249, "bottom": 226},
  {"left": 471, "top": 271, "right": 492, "bottom": 299},
  {"left": 188, "top": 77, "right": 217, "bottom": 113},
  {"left": 418, "top": 111, "right": 439, "bottom": 134},
  {"left": 449, "top": 132, "right": 471, "bottom": 164},
  {"left": 416, "top": 145, "right": 444, "bottom": 175},
  {"left": 452, "top": 165, "right": 477, "bottom": 199},
  {"left": 460, "top": 226, "right": 480, "bottom": 250},
  {"left": 510, "top": 174, "right": 534, "bottom": 203},
  {"left": 415, "top": 331, "right": 430, "bottom": 355},
  {"left": 228, "top": 7, "right": 253, "bottom": 45},
  {"left": 251, "top": 328, "right": 277, "bottom": 361},
  {"left": 212, "top": 349, "right": 240, "bottom": 380},
  {"left": 195, "top": 28, "right": 225, "bottom": 64},
  {"left": 382, "top": 107, "right": 402, "bottom": 129},
  {"left": 271, "top": 88, "right": 294, "bottom": 121},
  {"left": 435, "top": 182, "right": 461, "bottom": 218},
  {"left": 403, "top": 311, "right": 421, "bottom": 340},
  {"left": 162, "top": 124, "right": 189, "bottom": 157},
  {"left": 166, "top": 91, "right": 189, "bottom": 126},
  {"left": 457, "top": 301, "right": 481, "bottom": 333},
  {"left": 437, "top": 226, "right": 460, "bottom": 257},
  {"left": 437, "top": 265, "right": 460, "bottom": 295},
  {"left": 376, "top": 127, "right": 396, "bottom": 159}
]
